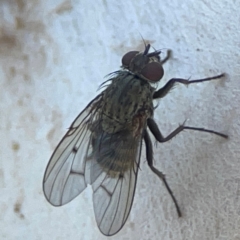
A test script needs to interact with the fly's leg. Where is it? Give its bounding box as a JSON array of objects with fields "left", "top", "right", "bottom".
[
  {"left": 151, "top": 73, "right": 228, "bottom": 138},
  {"left": 160, "top": 50, "right": 171, "bottom": 65},
  {"left": 147, "top": 118, "right": 228, "bottom": 141},
  {"left": 153, "top": 73, "right": 225, "bottom": 99},
  {"left": 143, "top": 130, "right": 182, "bottom": 217}
]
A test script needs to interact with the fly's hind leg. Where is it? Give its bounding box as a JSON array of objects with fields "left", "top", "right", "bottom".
[
  {"left": 143, "top": 129, "right": 182, "bottom": 217},
  {"left": 145, "top": 116, "right": 227, "bottom": 216}
]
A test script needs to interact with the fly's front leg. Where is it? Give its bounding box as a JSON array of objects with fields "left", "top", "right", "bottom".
[
  {"left": 143, "top": 129, "right": 182, "bottom": 217},
  {"left": 160, "top": 50, "right": 171, "bottom": 65},
  {"left": 153, "top": 73, "right": 225, "bottom": 99},
  {"left": 147, "top": 118, "right": 228, "bottom": 141}
]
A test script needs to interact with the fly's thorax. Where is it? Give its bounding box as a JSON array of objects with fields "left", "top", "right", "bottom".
[{"left": 100, "top": 71, "right": 154, "bottom": 134}]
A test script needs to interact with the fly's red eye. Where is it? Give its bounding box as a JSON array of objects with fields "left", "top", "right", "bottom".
[
  {"left": 122, "top": 51, "right": 139, "bottom": 67},
  {"left": 140, "top": 62, "right": 164, "bottom": 82}
]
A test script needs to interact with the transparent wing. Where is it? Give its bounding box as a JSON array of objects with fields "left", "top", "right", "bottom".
[
  {"left": 43, "top": 94, "right": 103, "bottom": 206},
  {"left": 89, "top": 130, "right": 143, "bottom": 236}
]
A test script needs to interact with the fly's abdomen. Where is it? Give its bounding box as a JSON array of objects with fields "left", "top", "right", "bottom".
[{"left": 91, "top": 130, "right": 139, "bottom": 176}]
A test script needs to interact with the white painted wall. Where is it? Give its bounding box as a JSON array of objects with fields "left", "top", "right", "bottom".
[{"left": 1, "top": 0, "right": 240, "bottom": 239}]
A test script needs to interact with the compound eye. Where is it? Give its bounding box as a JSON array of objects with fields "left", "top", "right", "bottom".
[
  {"left": 140, "top": 62, "right": 164, "bottom": 82},
  {"left": 122, "top": 51, "right": 139, "bottom": 67}
]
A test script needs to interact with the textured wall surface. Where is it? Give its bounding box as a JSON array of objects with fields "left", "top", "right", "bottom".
[{"left": 1, "top": 0, "right": 240, "bottom": 239}]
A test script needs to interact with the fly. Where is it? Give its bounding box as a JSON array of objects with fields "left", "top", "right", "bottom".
[{"left": 43, "top": 43, "right": 228, "bottom": 236}]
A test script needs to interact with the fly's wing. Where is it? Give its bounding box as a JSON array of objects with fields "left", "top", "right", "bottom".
[
  {"left": 89, "top": 130, "right": 143, "bottom": 236},
  {"left": 43, "top": 94, "right": 103, "bottom": 206}
]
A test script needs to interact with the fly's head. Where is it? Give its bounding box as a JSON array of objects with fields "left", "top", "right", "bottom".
[{"left": 121, "top": 44, "right": 164, "bottom": 83}]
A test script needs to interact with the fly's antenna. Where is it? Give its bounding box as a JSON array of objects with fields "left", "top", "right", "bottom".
[
  {"left": 138, "top": 32, "right": 148, "bottom": 49},
  {"left": 138, "top": 32, "right": 151, "bottom": 55}
]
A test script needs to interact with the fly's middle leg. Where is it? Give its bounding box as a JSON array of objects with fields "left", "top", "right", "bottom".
[
  {"left": 143, "top": 129, "right": 182, "bottom": 217},
  {"left": 151, "top": 72, "right": 228, "bottom": 139},
  {"left": 147, "top": 118, "right": 228, "bottom": 141},
  {"left": 153, "top": 73, "right": 225, "bottom": 99}
]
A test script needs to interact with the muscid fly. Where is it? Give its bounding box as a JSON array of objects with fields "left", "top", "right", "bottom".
[{"left": 43, "top": 44, "right": 228, "bottom": 236}]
